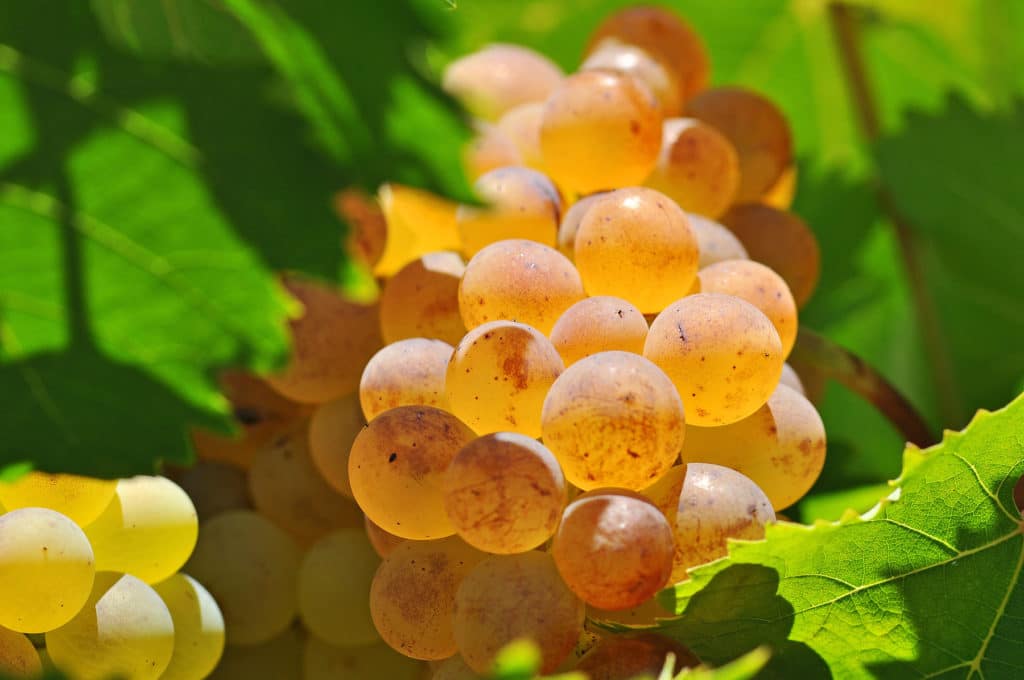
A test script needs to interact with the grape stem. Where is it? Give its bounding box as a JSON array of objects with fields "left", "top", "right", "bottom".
[{"left": 792, "top": 326, "right": 934, "bottom": 447}]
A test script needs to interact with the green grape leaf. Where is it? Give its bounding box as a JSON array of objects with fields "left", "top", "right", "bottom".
[{"left": 656, "top": 393, "right": 1024, "bottom": 679}]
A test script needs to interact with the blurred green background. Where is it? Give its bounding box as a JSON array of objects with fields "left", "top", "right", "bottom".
[{"left": 0, "top": 0, "right": 1021, "bottom": 522}]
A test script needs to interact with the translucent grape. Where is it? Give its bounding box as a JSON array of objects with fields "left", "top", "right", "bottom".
[
  {"left": 459, "top": 239, "right": 585, "bottom": 335},
  {"left": 184, "top": 510, "right": 301, "bottom": 646},
  {"left": 685, "top": 87, "right": 792, "bottom": 201},
  {"left": 582, "top": 40, "right": 681, "bottom": 115},
  {"left": 456, "top": 167, "right": 561, "bottom": 257},
  {"left": 304, "top": 637, "right": 424, "bottom": 680},
  {"left": 681, "top": 384, "right": 826, "bottom": 510},
  {"left": 298, "top": 529, "right": 379, "bottom": 647},
  {"left": 266, "top": 276, "right": 383, "bottom": 404},
  {"left": 335, "top": 188, "right": 387, "bottom": 268},
  {"left": 46, "top": 572, "right": 175, "bottom": 680},
  {"left": 444, "top": 433, "right": 566, "bottom": 554},
  {"left": 696, "top": 260, "right": 798, "bottom": 356},
  {"left": 364, "top": 515, "right": 406, "bottom": 558},
  {"left": 688, "top": 213, "right": 748, "bottom": 268},
  {"left": 153, "top": 573, "right": 226, "bottom": 680},
  {"left": 360, "top": 339, "right": 454, "bottom": 421},
  {"left": 375, "top": 183, "right": 462, "bottom": 278},
  {"left": 379, "top": 252, "right": 467, "bottom": 346},
  {"left": 167, "top": 460, "right": 251, "bottom": 521},
  {"left": 552, "top": 491, "right": 674, "bottom": 610},
  {"left": 644, "top": 293, "right": 783, "bottom": 426},
  {"left": 446, "top": 321, "right": 564, "bottom": 437},
  {"left": 575, "top": 187, "right": 698, "bottom": 314},
  {"left": 349, "top": 406, "right": 476, "bottom": 540},
  {"left": 779, "top": 362, "right": 806, "bottom": 396},
  {"left": 370, "top": 537, "right": 486, "bottom": 660},
  {"left": 308, "top": 392, "right": 364, "bottom": 498},
  {"left": 208, "top": 626, "right": 304, "bottom": 680},
  {"left": 443, "top": 44, "right": 564, "bottom": 121},
  {"left": 541, "top": 351, "right": 685, "bottom": 490},
  {"left": 549, "top": 296, "right": 649, "bottom": 367},
  {"left": 248, "top": 421, "right": 363, "bottom": 545},
  {"left": 0, "top": 472, "right": 115, "bottom": 526},
  {"left": 463, "top": 121, "right": 521, "bottom": 181},
  {"left": 82, "top": 476, "right": 197, "bottom": 584},
  {"left": 0, "top": 625, "right": 42, "bottom": 678},
  {"left": 496, "top": 102, "right": 545, "bottom": 170},
  {"left": 646, "top": 118, "right": 740, "bottom": 219},
  {"left": 453, "top": 552, "right": 584, "bottom": 674},
  {"left": 643, "top": 464, "right": 774, "bottom": 582},
  {"left": 586, "top": 6, "right": 709, "bottom": 102},
  {"left": 556, "top": 192, "right": 608, "bottom": 260},
  {"left": 575, "top": 633, "right": 700, "bottom": 680},
  {"left": 761, "top": 164, "right": 797, "bottom": 209},
  {"left": 539, "top": 70, "right": 662, "bottom": 194},
  {"left": 720, "top": 203, "right": 821, "bottom": 307}
]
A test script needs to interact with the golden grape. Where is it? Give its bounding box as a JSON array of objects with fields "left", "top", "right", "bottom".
[
  {"left": 443, "top": 44, "right": 564, "bottom": 121},
  {"left": 496, "top": 102, "right": 545, "bottom": 170},
  {"left": 360, "top": 338, "right": 453, "bottom": 421},
  {"left": 463, "top": 121, "right": 521, "bottom": 181},
  {"left": 446, "top": 321, "right": 564, "bottom": 437},
  {"left": 779, "top": 362, "right": 806, "bottom": 396},
  {"left": 549, "top": 296, "right": 649, "bottom": 367},
  {"left": 646, "top": 118, "right": 740, "bottom": 219},
  {"left": 153, "top": 573, "right": 226, "bottom": 680},
  {"left": 644, "top": 293, "right": 783, "bottom": 426},
  {"left": 762, "top": 164, "right": 797, "bottom": 209},
  {"left": 0, "top": 625, "right": 42, "bottom": 678},
  {"left": 575, "top": 187, "right": 698, "bottom": 314},
  {"left": 379, "top": 251, "right": 467, "bottom": 346},
  {"left": 687, "top": 213, "right": 748, "bottom": 268},
  {"left": 167, "top": 460, "right": 251, "bottom": 521},
  {"left": 456, "top": 167, "right": 561, "bottom": 257},
  {"left": 304, "top": 637, "right": 424, "bottom": 680},
  {"left": 364, "top": 515, "right": 406, "bottom": 559},
  {"left": 299, "top": 529, "right": 380, "bottom": 647},
  {"left": 574, "top": 633, "right": 700, "bottom": 680},
  {"left": 0, "top": 472, "right": 115, "bottom": 527},
  {"left": 555, "top": 192, "right": 608, "bottom": 260},
  {"left": 308, "top": 392, "right": 364, "bottom": 498},
  {"left": 582, "top": 40, "right": 681, "bottom": 115},
  {"left": 375, "top": 184, "right": 462, "bottom": 278},
  {"left": 208, "top": 625, "right": 304, "bottom": 680}
]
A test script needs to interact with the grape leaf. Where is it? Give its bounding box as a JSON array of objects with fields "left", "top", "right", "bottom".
[{"left": 656, "top": 393, "right": 1024, "bottom": 679}]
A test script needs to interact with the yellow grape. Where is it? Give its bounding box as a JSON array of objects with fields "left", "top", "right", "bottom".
[
  {"left": 364, "top": 515, "right": 406, "bottom": 559},
  {"left": 555, "top": 192, "right": 608, "bottom": 260},
  {"left": 696, "top": 260, "right": 798, "bottom": 357},
  {"left": 687, "top": 213, "right": 748, "bottom": 268},
  {"left": 349, "top": 406, "right": 476, "bottom": 540},
  {"left": 643, "top": 464, "right": 774, "bottom": 582},
  {"left": 0, "top": 472, "right": 115, "bottom": 526},
  {"left": 248, "top": 421, "right": 363, "bottom": 545},
  {"left": 83, "top": 476, "right": 197, "bottom": 584},
  {"left": 334, "top": 188, "right": 388, "bottom": 269},
  {"left": 459, "top": 239, "right": 585, "bottom": 335},
  {"left": 644, "top": 293, "right": 783, "bottom": 426},
  {"left": 496, "top": 102, "right": 545, "bottom": 170},
  {"left": 375, "top": 183, "right": 462, "bottom": 278},
  {"left": 541, "top": 351, "right": 684, "bottom": 490},
  {"left": 575, "top": 187, "right": 698, "bottom": 314},
  {"left": 575, "top": 633, "right": 700, "bottom": 680},
  {"left": 443, "top": 44, "right": 564, "bottom": 121},
  {"left": 308, "top": 392, "right": 364, "bottom": 498},
  {"left": 446, "top": 321, "right": 564, "bottom": 437},
  {"left": 370, "top": 537, "right": 486, "bottom": 660},
  {"left": 185, "top": 510, "right": 301, "bottom": 646},
  {"left": 0, "top": 625, "right": 42, "bottom": 678},
  {"left": 432, "top": 655, "right": 483, "bottom": 680},
  {"left": 379, "top": 252, "right": 467, "bottom": 346},
  {"left": 779, "top": 362, "right": 806, "bottom": 396},
  {"left": 681, "top": 384, "right": 826, "bottom": 510},
  {"left": 539, "top": 70, "right": 662, "bottom": 194},
  {"left": 686, "top": 87, "right": 793, "bottom": 202},
  {"left": 549, "top": 296, "right": 649, "bottom": 367},
  {"left": 453, "top": 552, "right": 584, "bottom": 674},
  {"left": 304, "top": 637, "right": 424, "bottom": 680},
  {"left": 266, "top": 276, "right": 383, "bottom": 404},
  {"left": 586, "top": 6, "right": 709, "bottom": 102},
  {"left": 47, "top": 572, "right": 175, "bottom": 680},
  {"left": 167, "top": 460, "right": 251, "bottom": 521},
  {"left": 153, "top": 573, "right": 226, "bottom": 680},
  {"left": 0, "top": 508, "right": 95, "bottom": 633},
  {"left": 456, "top": 167, "right": 561, "bottom": 258},
  {"left": 299, "top": 529, "right": 380, "bottom": 647},
  {"left": 646, "top": 118, "right": 740, "bottom": 219},
  {"left": 552, "top": 491, "right": 674, "bottom": 610},
  {"left": 582, "top": 39, "right": 681, "bottom": 115},
  {"left": 720, "top": 203, "right": 821, "bottom": 307},
  {"left": 208, "top": 625, "right": 304, "bottom": 680},
  {"left": 444, "top": 433, "right": 567, "bottom": 554},
  {"left": 463, "top": 120, "right": 522, "bottom": 181},
  {"left": 359, "top": 339, "right": 453, "bottom": 422},
  {"left": 761, "top": 164, "right": 798, "bottom": 209}
]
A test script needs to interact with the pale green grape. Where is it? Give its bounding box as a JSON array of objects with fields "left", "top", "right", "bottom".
[
  {"left": 304, "top": 637, "right": 424, "bottom": 680},
  {"left": 360, "top": 339, "right": 454, "bottom": 421},
  {"left": 153, "top": 573, "right": 225, "bottom": 680},
  {"left": 443, "top": 44, "right": 564, "bottom": 122},
  {"left": 549, "top": 296, "right": 648, "bottom": 367},
  {"left": 380, "top": 252, "right": 467, "bottom": 346},
  {"left": 299, "top": 529, "right": 380, "bottom": 647},
  {"left": 0, "top": 507, "right": 95, "bottom": 633},
  {"left": 0, "top": 625, "right": 42, "bottom": 678},
  {"left": 0, "top": 472, "right": 116, "bottom": 526}
]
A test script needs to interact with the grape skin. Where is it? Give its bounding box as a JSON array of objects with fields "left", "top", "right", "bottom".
[
  {"left": 582, "top": 40, "right": 681, "bottom": 115},
  {"left": 359, "top": 338, "right": 454, "bottom": 422},
  {"left": 308, "top": 393, "right": 364, "bottom": 498},
  {"left": 496, "top": 102, "right": 545, "bottom": 170},
  {"left": 779, "top": 362, "right": 806, "bottom": 396},
  {"left": 574, "top": 633, "right": 700, "bottom": 680},
  {"left": 0, "top": 473, "right": 116, "bottom": 527},
  {"left": 463, "top": 121, "right": 522, "bottom": 181},
  {"left": 552, "top": 491, "right": 675, "bottom": 610},
  {"left": 575, "top": 187, "right": 698, "bottom": 314},
  {"left": 443, "top": 432, "right": 567, "bottom": 554},
  {"left": 549, "top": 296, "right": 649, "bottom": 367},
  {"left": 446, "top": 320, "right": 564, "bottom": 438},
  {"left": 453, "top": 551, "right": 585, "bottom": 674},
  {"left": 555, "top": 192, "right": 609, "bottom": 260},
  {"left": 364, "top": 515, "right": 407, "bottom": 559},
  {"left": 349, "top": 406, "right": 476, "bottom": 540},
  {"left": 644, "top": 293, "right": 783, "bottom": 426},
  {"left": 646, "top": 118, "right": 740, "bottom": 219},
  {"left": 443, "top": 44, "right": 564, "bottom": 122},
  {"left": 153, "top": 573, "right": 226, "bottom": 680},
  {"left": 541, "top": 351, "right": 685, "bottom": 491},
  {"left": 304, "top": 637, "right": 424, "bottom": 680},
  {"left": 0, "top": 625, "right": 41, "bottom": 678},
  {"left": 379, "top": 251, "right": 467, "bottom": 346},
  {"left": 681, "top": 384, "right": 826, "bottom": 510},
  {"left": 459, "top": 239, "right": 585, "bottom": 335},
  {"left": 687, "top": 213, "right": 748, "bottom": 268}
]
